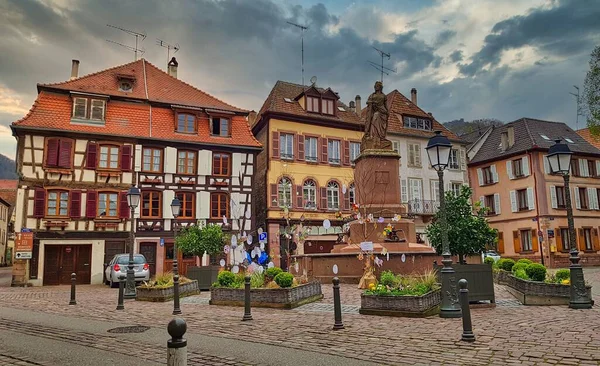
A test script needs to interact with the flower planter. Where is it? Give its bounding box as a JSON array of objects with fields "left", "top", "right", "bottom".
[
  {"left": 186, "top": 266, "right": 220, "bottom": 291},
  {"left": 493, "top": 269, "right": 511, "bottom": 285},
  {"left": 136, "top": 280, "right": 200, "bottom": 302},
  {"left": 435, "top": 264, "right": 495, "bottom": 303},
  {"left": 210, "top": 281, "right": 323, "bottom": 309},
  {"left": 504, "top": 274, "right": 593, "bottom": 306},
  {"left": 359, "top": 290, "right": 441, "bottom": 317}
]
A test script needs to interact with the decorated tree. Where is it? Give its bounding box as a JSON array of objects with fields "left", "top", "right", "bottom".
[
  {"left": 426, "top": 185, "right": 497, "bottom": 264},
  {"left": 585, "top": 45, "right": 600, "bottom": 132},
  {"left": 176, "top": 224, "right": 224, "bottom": 258}
]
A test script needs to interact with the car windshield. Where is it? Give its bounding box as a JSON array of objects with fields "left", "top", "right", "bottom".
[
  {"left": 486, "top": 251, "right": 498, "bottom": 255},
  {"left": 116, "top": 255, "right": 146, "bottom": 265}
]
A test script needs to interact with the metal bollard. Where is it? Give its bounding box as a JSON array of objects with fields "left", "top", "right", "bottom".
[
  {"left": 332, "top": 277, "right": 344, "bottom": 330},
  {"left": 167, "top": 318, "right": 187, "bottom": 366},
  {"left": 116, "top": 275, "right": 125, "bottom": 310},
  {"left": 173, "top": 273, "right": 182, "bottom": 315},
  {"left": 459, "top": 279, "right": 475, "bottom": 342},
  {"left": 242, "top": 275, "right": 253, "bottom": 321},
  {"left": 69, "top": 273, "right": 77, "bottom": 305}
]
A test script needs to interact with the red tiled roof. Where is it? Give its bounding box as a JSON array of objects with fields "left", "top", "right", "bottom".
[
  {"left": 0, "top": 190, "right": 16, "bottom": 207},
  {"left": 577, "top": 128, "right": 600, "bottom": 149},
  {"left": 0, "top": 180, "right": 17, "bottom": 190}
]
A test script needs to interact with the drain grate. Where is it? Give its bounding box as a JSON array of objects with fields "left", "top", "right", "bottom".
[{"left": 107, "top": 325, "right": 151, "bottom": 334}]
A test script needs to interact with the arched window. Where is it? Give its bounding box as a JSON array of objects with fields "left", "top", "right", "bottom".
[
  {"left": 349, "top": 183, "right": 355, "bottom": 205},
  {"left": 303, "top": 180, "right": 317, "bottom": 209},
  {"left": 278, "top": 177, "right": 292, "bottom": 208},
  {"left": 327, "top": 181, "right": 339, "bottom": 210}
]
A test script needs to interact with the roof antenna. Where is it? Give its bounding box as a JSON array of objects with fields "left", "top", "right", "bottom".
[
  {"left": 368, "top": 46, "right": 396, "bottom": 83},
  {"left": 287, "top": 21, "right": 309, "bottom": 86},
  {"left": 106, "top": 24, "right": 146, "bottom": 61},
  {"left": 569, "top": 85, "right": 583, "bottom": 131},
  {"left": 156, "top": 39, "right": 180, "bottom": 68}
]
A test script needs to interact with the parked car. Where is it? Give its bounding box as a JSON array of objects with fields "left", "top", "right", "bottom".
[
  {"left": 105, "top": 254, "right": 150, "bottom": 288},
  {"left": 483, "top": 250, "right": 501, "bottom": 262}
]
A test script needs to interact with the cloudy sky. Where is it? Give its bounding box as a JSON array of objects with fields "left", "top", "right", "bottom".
[{"left": 0, "top": 0, "right": 599, "bottom": 159}]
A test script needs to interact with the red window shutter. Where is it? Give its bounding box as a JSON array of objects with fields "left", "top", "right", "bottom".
[
  {"left": 320, "top": 187, "right": 327, "bottom": 209},
  {"left": 58, "top": 139, "right": 73, "bottom": 168},
  {"left": 297, "top": 135, "right": 305, "bottom": 161},
  {"left": 33, "top": 188, "right": 46, "bottom": 218},
  {"left": 270, "top": 184, "right": 278, "bottom": 207},
  {"left": 320, "top": 138, "right": 328, "bottom": 163},
  {"left": 343, "top": 140, "right": 350, "bottom": 166},
  {"left": 272, "top": 132, "right": 280, "bottom": 159},
  {"left": 296, "top": 185, "right": 303, "bottom": 208},
  {"left": 119, "top": 191, "right": 129, "bottom": 218},
  {"left": 343, "top": 188, "right": 350, "bottom": 211},
  {"left": 86, "top": 190, "right": 97, "bottom": 218},
  {"left": 46, "top": 139, "right": 59, "bottom": 167},
  {"left": 86, "top": 142, "right": 98, "bottom": 169},
  {"left": 69, "top": 190, "right": 82, "bottom": 219},
  {"left": 121, "top": 145, "right": 132, "bottom": 172}
]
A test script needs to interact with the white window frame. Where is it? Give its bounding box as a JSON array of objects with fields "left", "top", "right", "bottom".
[
  {"left": 72, "top": 97, "right": 87, "bottom": 119},
  {"left": 99, "top": 145, "right": 120, "bottom": 169},
  {"left": 451, "top": 182, "right": 462, "bottom": 196},
  {"left": 90, "top": 99, "right": 106, "bottom": 120},
  {"left": 278, "top": 177, "right": 292, "bottom": 208},
  {"left": 327, "top": 181, "right": 339, "bottom": 210},
  {"left": 349, "top": 183, "right": 355, "bottom": 205},
  {"left": 448, "top": 149, "right": 459, "bottom": 170},
  {"left": 305, "top": 137, "right": 318, "bottom": 162},
  {"left": 280, "top": 134, "right": 294, "bottom": 160},
  {"left": 328, "top": 140, "right": 341, "bottom": 165},
  {"left": 303, "top": 180, "right": 317, "bottom": 210},
  {"left": 349, "top": 142, "right": 360, "bottom": 163}
]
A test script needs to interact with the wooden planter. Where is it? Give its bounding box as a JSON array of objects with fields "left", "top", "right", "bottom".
[
  {"left": 504, "top": 274, "right": 593, "bottom": 305},
  {"left": 210, "top": 281, "right": 323, "bottom": 309},
  {"left": 359, "top": 290, "right": 441, "bottom": 317},
  {"left": 435, "top": 264, "right": 495, "bottom": 303},
  {"left": 186, "top": 266, "right": 220, "bottom": 291},
  {"left": 136, "top": 280, "right": 200, "bottom": 302}
]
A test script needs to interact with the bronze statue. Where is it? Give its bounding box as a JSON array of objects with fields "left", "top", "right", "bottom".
[{"left": 363, "top": 81, "right": 392, "bottom": 151}]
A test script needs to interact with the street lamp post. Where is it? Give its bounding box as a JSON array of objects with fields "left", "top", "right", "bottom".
[
  {"left": 426, "top": 131, "right": 462, "bottom": 318},
  {"left": 124, "top": 185, "right": 141, "bottom": 299},
  {"left": 171, "top": 197, "right": 182, "bottom": 315},
  {"left": 546, "top": 139, "right": 593, "bottom": 309}
]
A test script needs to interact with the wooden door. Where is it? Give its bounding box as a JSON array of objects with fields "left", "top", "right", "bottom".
[
  {"left": 59, "top": 246, "right": 76, "bottom": 284},
  {"left": 43, "top": 245, "right": 92, "bottom": 285},
  {"left": 140, "top": 242, "right": 157, "bottom": 277},
  {"left": 75, "top": 245, "right": 92, "bottom": 284},
  {"left": 163, "top": 243, "right": 194, "bottom": 277},
  {"left": 43, "top": 246, "right": 61, "bottom": 285}
]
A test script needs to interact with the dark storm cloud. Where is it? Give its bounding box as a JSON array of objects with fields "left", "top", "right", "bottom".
[
  {"left": 449, "top": 50, "right": 463, "bottom": 63},
  {"left": 460, "top": 0, "right": 600, "bottom": 76},
  {"left": 434, "top": 30, "right": 456, "bottom": 47}
]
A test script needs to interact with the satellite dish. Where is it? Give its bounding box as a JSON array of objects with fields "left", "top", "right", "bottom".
[{"left": 310, "top": 76, "right": 317, "bottom": 85}]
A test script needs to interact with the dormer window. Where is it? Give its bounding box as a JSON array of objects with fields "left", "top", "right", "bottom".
[
  {"left": 211, "top": 117, "right": 231, "bottom": 137},
  {"left": 306, "top": 96, "right": 319, "bottom": 113},
  {"left": 177, "top": 113, "right": 196, "bottom": 133},
  {"left": 322, "top": 99, "right": 334, "bottom": 115},
  {"left": 73, "top": 98, "right": 87, "bottom": 119},
  {"left": 403, "top": 116, "right": 431, "bottom": 131},
  {"left": 90, "top": 100, "right": 105, "bottom": 120},
  {"left": 72, "top": 97, "right": 106, "bottom": 121}
]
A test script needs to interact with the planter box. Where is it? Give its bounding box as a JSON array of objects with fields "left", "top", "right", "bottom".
[
  {"left": 504, "top": 274, "right": 593, "bottom": 306},
  {"left": 186, "top": 266, "right": 220, "bottom": 291},
  {"left": 435, "top": 264, "right": 495, "bottom": 303},
  {"left": 359, "top": 290, "right": 441, "bottom": 317},
  {"left": 210, "top": 281, "right": 323, "bottom": 309},
  {"left": 493, "top": 269, "right": 511, "bottom": 285},
  {"left": 136, "top": 280, "right": 200, "bottom": 302}
]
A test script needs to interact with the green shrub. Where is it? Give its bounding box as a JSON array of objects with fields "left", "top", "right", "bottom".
[
  {"left": 517, "top": 259, "right": 533, "bottom": 265},
  {"left": 250, "top": 271, "right": 265, "bottom": 288},
  {"left": 555, "top": 269, "right": 570, "bottom": 282},
  {"left": 497, "top": 258, "right": 515, "bottom": 272},
  {"left": 514, "top": 268, "right": 529, "bottom": 280},
  {"left": 265, "top": 267, "right": 283, "bottom": 282},
  {"left": 484, "top": 256, "right": 495, "bottom": 265},
  {"left": 274, "top": 272, "right": 294, "bottom": 288},
  {"left": 511, "top": 262, "right": 529, "bottom": 274},
  {"left": 525, "top": 263, "right": 547, "bottom": 282},
  {"left": 379, "top": 270, "right": 397, "bottom": 287},
  {"left": 217, "top": 271, "right": 236, "bottom": 288}
]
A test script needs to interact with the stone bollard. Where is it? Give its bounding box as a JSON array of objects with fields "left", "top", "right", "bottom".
[
  {"left": 242, "top": 275, "right": 252, "bottom": 321},
  {"left": 459, "top": 279, "right": 475, "bottom": 342},
  {"left": 332, "top": 277, "right": 344, "bottom": 330},
  {"left": 116, "top": 275, "right": 125, "bottom": 310},
  {"left": 167, "top": 318, "right": 187, "bottom": 366},
  {"left": 69, "top": 273, "right": 77, "bottom": 305}
]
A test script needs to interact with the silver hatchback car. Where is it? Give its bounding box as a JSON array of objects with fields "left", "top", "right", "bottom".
[{"left": 105, "top": 254, "right": 150, "bottom": 288}]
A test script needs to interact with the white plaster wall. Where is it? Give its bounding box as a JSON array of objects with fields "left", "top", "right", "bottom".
[
  {"left": 232, "top": 153, "right": 243, "bottom": 177},
  {"left": 34, "top": 150, "right": 43, "bottom": 164},
  {"left": 75, "top": 139, "right": 88, "bottom": 151},
  {"left": 165, "top": 147, "right": 177, "bottom": 174},
  {"left": 32, "top": 136, "right": 44, "bottom": 148}
]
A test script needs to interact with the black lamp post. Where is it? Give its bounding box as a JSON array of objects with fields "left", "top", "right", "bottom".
[
  {"left": 426, "top": 131, "right": 461, "bottom": 318},
  {"left": 124, "top": 185, "right": 140, "bottom": 299},
  {"left": 546, "top": 139, "right": 592, "bottom": 309},
  {"left": 171, "top": 197, "right": 182, "bottom": 315}
]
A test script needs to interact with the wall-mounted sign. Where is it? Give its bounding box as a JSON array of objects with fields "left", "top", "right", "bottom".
[
  {"left": 259, "top": 232, "right": 267, "bottom": 243},
  {"left": 160, "top": 238, "right": 165, "bottom": 247},
  {"left": 15, "top": 231, "right": 34, "bottom": 260},
  {"left": 547, "top": 229, "right": 555, "bottom": 239},
  {"left": 360, "top": 241, "right": 374, "bottom": 251}
]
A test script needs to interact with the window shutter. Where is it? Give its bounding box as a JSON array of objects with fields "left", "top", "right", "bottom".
[
  {"left": 342, "top": 140, "right": 350, "bottom": 166},
  {"left": 33, "top": 188, "right": 46, "bottom": 218},
  {"left": 401, "top": 179, "right": 408, "bottom": 203},
  {"left": 527, "top": 187, "right": 535, "bottom": 210},
  {"left": 271, "top": 132, "right": 280, "bottom": 159},
  {"left": 578, "top": 228, "right": 585, "bottom": 251},
  {"left": 580, "top": 159, "right": 588, "bottom": 177},
  {"left": 86, "top": 142, "right": 98, "bottom": 169},
  {"left": 510, "top": 190, "right": 517, "bottom": 212},
  {"left": 408, "top": 144, "right": 414, "bottom": 166},
  {"left": 556, "top": 228, "right": 563, "bottom": 250},
  {"left": 513, "top": 231, "right": 521, "bottom": 253},
  {"left": 119, "top": 191, "right": 129, "bottom": 219},
  {"left": 587, "top": 188, "right": 598, "bottom": 210},
  {"left": 320, "top": 187, "right": 327, "bottom": 209},
  {"left": 270, "top": 184, "right": 278, "bottom": 208},
  {"left": 506, "top": 160, "right": 514, "bottom": 180},
  {"left": 543, "top": 156, "right": 551, "bottom": 174},
  {"left": 295, "top": 185, "right": 303, "bottom": 208},
  {"left": 86, "top": 190, "right": 97, "bottom": 218},
  {"left": 593, "top": 228, "right": 600, "bottom": 251},
  {"left": 596, "top": 161, "right": 600, "bottom": 178},
  {"left": 343, "top": 188, "right": 350, "bottom": 211},
  {"left": 121, "top": 145, "right": 132, "bottom": 172},
  {"left": 550, "top": 186, "right": 557, "bottom": 208},
  {"left": 58, "top": 139, "right": 73, "bottom": 168},
  {"left": 320, "top": 138, "right": 328, "bottom": 163},
  {"left": 297, "top": 135, "right": 305, "bottom": 161},
  {"left": 479, "top": 196, "right": 485, "bottom": 208},
  {"left": 459, "top": 149, "right": 466, "bottom": 171},
  {"left": 532, "top": 229, "right": 539, "bottom": 252},
  {"left": 414, "top": 144, "right": 421, "bottom": 166},
  {"left": 494, "top": 193, "right": 501, "bottom": 214},
  {"left": 491, "top": 164, "right": 498, "bottom": 183},
  {"left": 393, "top": 141, "right": 400, "bottom": 154},
  {"left": 46, "top": 139, "right": 59, "bottom": 167},
  {"left": 69, "top": 190, "right": 81, "bottom": 219},
  {"left": 477, "top": 168, "right": 483, "bottom": 186},
  {"left": 574, "top": 187, "right": 581, "bottom": 209},
  {"left": 497, "top": 232, "right": 504, "bottom": 253},
  {"left": 522, "top": 156, "right": 530, "bottom": 176}
]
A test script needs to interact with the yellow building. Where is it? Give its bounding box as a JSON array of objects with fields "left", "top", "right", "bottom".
[{"left": 252, "top": 81, "right": 363, "bottom": 269}]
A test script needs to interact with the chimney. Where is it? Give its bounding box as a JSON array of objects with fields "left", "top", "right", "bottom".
[
  {"left": 507, "top": 126, "right": 515, "bottom": 147},
  {"left": 70, "top": 59, "right": 80, "bottom": 80},
  {"left": 355, "top": 95, "right": 362, "bottom": 116},
  {"left": 411, "top": 88, "right": 417, "bottom": 105},
  {"left": 168, "top": 57, "right": 179, "bottom": 78},
  {"left": 349, "top": 100, "right": 356, "bottom": 113}
]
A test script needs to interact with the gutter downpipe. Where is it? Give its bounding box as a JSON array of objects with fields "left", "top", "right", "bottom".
[{"left": 530, "top": 150, "right": 545, "bottom": 266}]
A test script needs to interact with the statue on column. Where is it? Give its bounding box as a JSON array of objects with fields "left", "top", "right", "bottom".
[{"left": 363, "top": 81, "right": 392, "bottom": 151}]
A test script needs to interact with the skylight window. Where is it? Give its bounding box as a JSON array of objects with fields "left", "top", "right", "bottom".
[
  {"left": 540, "top": 134, "right": 550, "bottom": 140},
  {"left": 284, "top": 98, "right": 293, "bottom": 103},
  {"left": 565, "top": 138, "right": 574, "bottom": 143},
  {"left": 337, "top": 106, "right": 345, "bottom": 111}
]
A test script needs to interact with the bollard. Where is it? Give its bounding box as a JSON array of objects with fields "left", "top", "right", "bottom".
[
  {"left": 173, "top": 273, "right": 182, "bottom": 315},
  {"left": 242, "top": 275, "right": 252, "bottom": 321},
  {"left": 69, "top": 273, "right": 77, "bottom": 305},
  {"left": 332, "top": 277, "right": 344, "bottom": 330},
  {"left": 459, "top": 279, "right": 475, "bottom": 342},
  {"left": 116, "top": 275, "right": 125, "bottom": 310},
  {"left": 167, "top": 318, "right": 187, "bottom": 366}
]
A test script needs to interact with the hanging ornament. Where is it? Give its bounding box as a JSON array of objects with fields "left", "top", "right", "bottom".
[
  {"left": 332, "top": 264, "right": 339, "bottom": 274},
  {"left": 223, "top": 245, "right": 230, "bottom": 254},
  {"left": 267, "top": 261, "right": 275, "bottom": 268},
  {"left": 323, "top": 219, "right": 331, "bottom": 229},
  {"left": 257, "top": 266, "right": 264, "bottom": 274},
  {"left": 219, "top": 259, "right": 225, "bottom": 267},
  {"left": 230, "top": 235, "right": 237, "bottom": 246},
  {"left": 258, "top": 227, "right": 263, "bottom": 235},
  {"left": 260, "top": 242, "right": 265, "bottom": 251},
  {"left": 222, "top": 216, "right": 228, "bottom": 225},
  {"left": 258, "top": 251, "right": 268, "bottom": 265},
  {"left": 247, "top": 234, "right": 253, "bottom": 244},
  {"left": 232, "top": 265, "right": 240, "bottom": 274},
  {"left": 401, "top": 253, "right": 406, "bottom": 262},
  {"left": 378, "top": 216, "right": 385, "bottom": 223}
]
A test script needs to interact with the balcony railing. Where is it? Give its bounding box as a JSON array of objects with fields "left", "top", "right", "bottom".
[{"left": 406, "top": 199, "right": 439, "bottom": 215}]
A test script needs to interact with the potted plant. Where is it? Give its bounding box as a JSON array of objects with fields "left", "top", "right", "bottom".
[
  {"left": 136, "top": 272, "right": 199, "bottom": 302},
  {"left": 426, "top": 186, "right": 498, "bottom": 303},
  {"left": 176, "top": 224, "right": 225, "bottom": 290}
]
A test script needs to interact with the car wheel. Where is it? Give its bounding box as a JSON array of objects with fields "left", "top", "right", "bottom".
[{"left": 109, "top": 279, "right": 117, "bottom": 288}]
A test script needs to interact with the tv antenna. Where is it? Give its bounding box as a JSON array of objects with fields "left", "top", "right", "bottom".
[
  {"left": 569, "top": 85, "right": 583, "bottom": 130},
  {"left": 287, "top": 21, "right": 309, "bottom": 86},
  {"left": 106, "top": 24, "right": 146, "bottom": 61},
  {"left": 369, "top": 46, "right": 396, "bottom": 83},
  {"left": 156, "top": 39, "right": 180, "bottom": 65}
]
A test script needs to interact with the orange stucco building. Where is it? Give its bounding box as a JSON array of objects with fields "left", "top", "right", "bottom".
[{"left": 468, "top": 118, "right": 600, "bottom": 267}]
